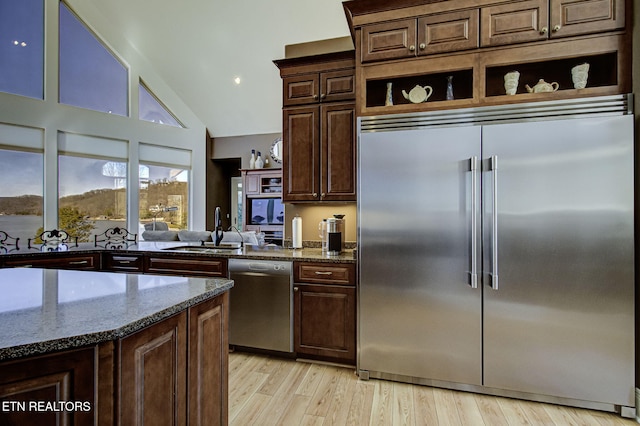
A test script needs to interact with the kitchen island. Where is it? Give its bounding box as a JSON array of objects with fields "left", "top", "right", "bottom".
[{"left": 0, "top": 268, "right": 233, "bottom": 425}]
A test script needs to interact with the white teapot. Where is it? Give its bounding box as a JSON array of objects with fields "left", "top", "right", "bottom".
[
  {"left": 402, "top": 85, "right": 433, "bottom": 103},
  {"left": 525, "top": 79, "right": 559, "bottom": 93}
]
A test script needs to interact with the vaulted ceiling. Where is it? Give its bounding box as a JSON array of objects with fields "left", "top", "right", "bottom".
[{"left": 72, "top": 0, "right": 352, "bottom": 137}]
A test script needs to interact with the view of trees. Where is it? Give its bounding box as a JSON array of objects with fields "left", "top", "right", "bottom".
[{"left": 33, "top": 206, "right": 95, "bottom": 243}]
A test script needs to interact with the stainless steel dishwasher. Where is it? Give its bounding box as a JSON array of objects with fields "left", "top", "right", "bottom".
[{"left": 228, "top": 258, "right": 293, "bottom": 353}]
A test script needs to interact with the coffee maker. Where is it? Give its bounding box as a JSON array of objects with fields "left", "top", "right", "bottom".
[{"left": 326, "top": 214, "right": 345, "bottom": 255}]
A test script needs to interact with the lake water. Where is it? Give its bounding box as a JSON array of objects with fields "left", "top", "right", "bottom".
[{"left": 0, "top": 215, "right": 127, "bottom": 244}]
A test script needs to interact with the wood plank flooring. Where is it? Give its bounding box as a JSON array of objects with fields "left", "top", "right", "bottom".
[{"left": 229, "top": 351, "right": 638, "bottom": 426}]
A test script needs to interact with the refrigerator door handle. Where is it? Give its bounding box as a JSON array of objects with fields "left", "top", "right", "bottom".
[
  {"left": 490, "top": 155, "right": 499, "bottom": 290},
  {"left": 470, "top": 156, "right": 478, "bottom": 288}
]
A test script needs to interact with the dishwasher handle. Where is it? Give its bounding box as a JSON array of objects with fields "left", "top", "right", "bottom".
[{"left": 228, "top": 259, "right": 292, "bottom": 276}]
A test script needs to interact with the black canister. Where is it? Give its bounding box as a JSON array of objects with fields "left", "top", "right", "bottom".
[{"left": 327, "top": 217, "right": 343, "bottom": 255}]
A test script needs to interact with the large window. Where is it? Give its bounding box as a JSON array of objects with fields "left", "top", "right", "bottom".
[
  {"left": 58, "top": 133, "right": 128, "bottom": 241},
  {"left": 139, "top": 81, "right": 182, "bottom": 128},
  {"left": 0, "top": 147, "right": 44, "bottom": 245},
  {"left": 0, "top": 0, "right": 44, "bottom": 99},
  {"left": 59, "top": 2, "right": 128, "bottom": 116},
  {"left": 139, "top": 164, "right": 189, "bottom": 232},
  {"left": 0, "top": 1, "right": 204, "bottom": 238},
  {"left": 139, "top": 144, "right": 191, "bottom": 233}
]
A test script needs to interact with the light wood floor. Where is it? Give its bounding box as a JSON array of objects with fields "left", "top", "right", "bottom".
[{"left": 229, "top": 351, "right": 637, "bottom": 426}]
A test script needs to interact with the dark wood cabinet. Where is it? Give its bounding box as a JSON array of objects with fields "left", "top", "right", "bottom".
[
  {"left": 482, "top": 0, "right": 625, "bottom": 47},
  {"left": 120, "top": 312, "right": 187, "bottom": 426},
  {"left": 361, "top": 18, "right": 417, "bottom": 63},
  {"left": 418, "top": 9, "right": 480, "bottom": 55},
  {"left": 549, "top": 0, "right": 625, "bottom": 38},
  {"left": 119, "top": 294, "right": 229, "bottom": 426},
  {"left": 282, "top": 69, "right": 355, "bottom": 106},
  {"left": 282, "top": 102, "right": 356, "bottom": 202},
  {"left": 275, "top": 51, "right": 357, "bottom": 203},
  {"left": 480, "top": 0, "right": 549, "bottom": 47},
  {"left": 146, "top": 254, "right": 227, "bottom": 277},
  {"left": 344, "top": 0, "right": 630, "bottom": 115},
  {"left": 0, "top": 347, "right": 96, "bottom": 426},
  {"left": 2, "top": 252, "right": 100, "bottom": 270},
  {"left": 293, "top": 262, "right": 356, "bottom": 364},
  {"left": 102, "top": 252, "right": 144, "bottom": 273},
  {"left": 361, "top": 10, "right": 479, "bottom": 62},
  {"left": 187, "top": 292, "right": 229, "bottom": 426}
]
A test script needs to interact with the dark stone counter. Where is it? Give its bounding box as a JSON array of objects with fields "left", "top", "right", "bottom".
[{"left": 0, "top": 268, "right": 233, "bottom": 361}]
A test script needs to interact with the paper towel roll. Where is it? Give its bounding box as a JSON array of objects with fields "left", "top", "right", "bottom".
[{"left": 292, "top": 215, "right": 303, "bottom": 248}]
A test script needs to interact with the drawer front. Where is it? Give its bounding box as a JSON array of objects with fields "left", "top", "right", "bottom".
[
  {"left": 294, "top": 262, "right": 355, "bottom": 285},
  {"left": 418, "top": 9, "right": 479, "bottom": 55},
  {"left": 3, "top": 254, "right": 100, "bottom": 270},
  {"left": 146, "top": 255, "right": 227, "bottom": 277},
  {"left": 103, "top": 253, "right": 144, "bottom": 272},
  {"left": 361, "top": 19, "right": 417, "bottom": 63}
]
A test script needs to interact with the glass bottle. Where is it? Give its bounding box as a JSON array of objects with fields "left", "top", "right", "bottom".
[
  {"left": 249, "top": 149, "right": 256, "bottom": 169},
  {"left": 255, "top": 151, "right": 264, "bottom": 169},
  {"left": 446, "top": 75, "right": 454, "bottom": 100}
]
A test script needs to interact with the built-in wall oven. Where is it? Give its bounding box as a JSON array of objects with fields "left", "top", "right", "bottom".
[{"left": 228, "top": 258, "right": 293, "bottom": 353}]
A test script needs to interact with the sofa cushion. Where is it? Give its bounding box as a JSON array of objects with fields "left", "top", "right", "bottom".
[
  {"left": 141, "top": 230, "right": 179, "bottom": 241},
  {"left": 213, "top": 230, "right": 259, "bottom": 246},
  {"left": 143, "top": 222, "right": 169, "bottom": 231},
  {"left": 178, "top": 230, "right": 212, "bottom": 242}
]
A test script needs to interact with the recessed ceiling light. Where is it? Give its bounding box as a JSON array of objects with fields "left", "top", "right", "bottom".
[{"left": 234, "top": 77, "right": 241, "bottom": 85}]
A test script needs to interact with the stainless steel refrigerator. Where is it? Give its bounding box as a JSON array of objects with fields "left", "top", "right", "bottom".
[{"left": 357, "top": 95, "right": 635, "bottom": 416}]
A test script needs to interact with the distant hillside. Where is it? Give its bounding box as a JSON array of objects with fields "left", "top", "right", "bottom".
[
  {"left": 0, "top": 195, "right": 43, "bottom": 215},
  {"left": 0, "top": 181, "right": 186, "bottom": 218}
]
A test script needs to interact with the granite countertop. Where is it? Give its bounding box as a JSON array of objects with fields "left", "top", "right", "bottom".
[
  {"left": 0, "top": 268, "right": 233, "bottom": 361},
  {"left": 133, "top": 242, "right": 357, "bottom": 263},
  {"left": 0, "top": 241, "right": 357, "bottom": 264}
]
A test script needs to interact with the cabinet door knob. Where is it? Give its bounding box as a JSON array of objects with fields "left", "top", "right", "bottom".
[
  {"left": 321, "top": 192, "right": 326, "bottom": 198},
  {"left": 552, "top": 25, "right": 561, "bottom": 32},
  {"left": 419, "top": 43, "right": 426, "bottom": 50},
  {"left": 294, "top": 287, "right": 299, "bottom": 292},
  {"left": 320, "top": 93, "right": 326, "bottom": 99},
  {"left": 409, "top": 45, "right": 415, "bottom": 51},
  {"left": 313, "top": 192, "right": 318, "bottom": 197},
  {"left": 540, "top": 26, "right": 548, "bottom": 34},
  {"left": 313, "top": 94, "right": 319, "bottom": 100}
]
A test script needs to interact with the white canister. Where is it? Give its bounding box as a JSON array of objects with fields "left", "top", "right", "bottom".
[{"left": 292, "top": 215, "right": 303, "bottom": 249}]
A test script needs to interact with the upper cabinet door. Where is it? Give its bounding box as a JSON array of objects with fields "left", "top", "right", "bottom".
[
  {"left": 361, "top": 19, "right": 417, "bottom": 63},
  {"left": 283, "top": 74, "right": 320, "bottom": 106},
  {"left": 549, "top": 0, "right": 625, "bottom": 38},
  {"left": 417, "top": 9, "right": 479, "bottom": 55},
  {"left": 321, "top": 103, "right": 356, "bottom": 201},
  {"left": 321, "top": 70, "right": 355, "bottom": 103},
  {"left": 481, "top": 0, "right": 549, "bottom": 47},
  {"left": 283, "top": 105, "right": 320, "bottom": 202}
]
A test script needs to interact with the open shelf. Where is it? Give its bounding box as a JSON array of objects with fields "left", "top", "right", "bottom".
[
  {"left": 485, "top": 52, "right": 617, "bottom": 97},
  {"left": 366, "top": 69, "right": 473, "bottom": 108}
]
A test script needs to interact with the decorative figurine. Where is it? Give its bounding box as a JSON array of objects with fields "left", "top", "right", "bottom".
[
  {"left": 504, "top": 71, "right": 520, "bottom": 95},
  {"left": 446, "top": 75, "right": 454, "bottom": 100},
  {"left": 385, "top": 82, "right": 394, "bottom": 106}
]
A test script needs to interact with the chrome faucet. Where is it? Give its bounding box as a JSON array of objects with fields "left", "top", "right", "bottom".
[{"left": 214, "top": 206, "right": 223, "bottom": 246}]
